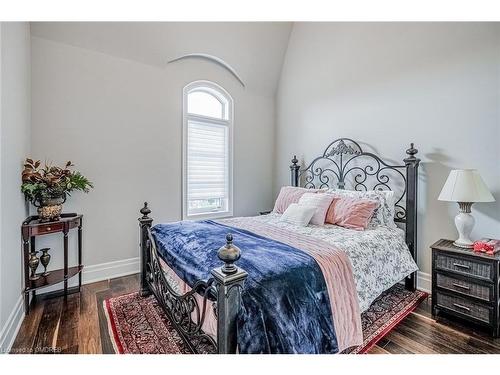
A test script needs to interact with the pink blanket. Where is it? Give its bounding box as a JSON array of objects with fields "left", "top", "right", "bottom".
[
  {"left": 159, "top": 218, "right": 363, "bottom": 352},
  {"left": 224, "top": 218, "right": 363, "bottom": 351}
]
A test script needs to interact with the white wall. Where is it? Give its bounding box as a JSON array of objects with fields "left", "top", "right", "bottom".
[
  {"left": 276, "top": 23, "right": 500, "bottom": 278},
  {"left": 0, "top": 22, "right": 31, "bottom": 350},
  {"left": 31, "top": 37, "right": 276, "bottom": 272},
  {"left": 30, "top": 22, "right": 292, "bottom": 96}
]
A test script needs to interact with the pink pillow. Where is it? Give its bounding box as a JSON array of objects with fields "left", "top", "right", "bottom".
[
  {"left": 273, "top": 186, "right": 323, "bottom": 214},
  {"left": 325, "top": 196, "right": 379, "bottom": 230},
  {"left": 298, "top": 192, "right": 335, "bottom": 225}
]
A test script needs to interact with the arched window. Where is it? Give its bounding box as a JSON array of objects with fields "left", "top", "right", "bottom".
[{"left": 183, "top": 81, "right": 233, "bottom": 219}]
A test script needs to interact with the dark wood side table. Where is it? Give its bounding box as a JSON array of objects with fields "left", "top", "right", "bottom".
[
  {"left": 431, "top": 239, "right": 500, "bottom": 337},
  {"left": 21, "top": 213, "right": 83, "bottom": 314}
]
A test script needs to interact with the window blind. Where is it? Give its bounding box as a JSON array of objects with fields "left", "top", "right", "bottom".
[{"left": 187, "top": 120, "right": 228, "bottom": 202}]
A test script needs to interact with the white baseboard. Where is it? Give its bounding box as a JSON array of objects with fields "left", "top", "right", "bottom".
[
  {"left": 417, "top": 271, "right": 431, "bottom": 293},
  {"left": 0, "top": 256, "right": 140, "bottom": 352},
  {"left": 0, "top": 296, "right": 24, "bottom": 353},
  {"left": 83, "top": 257, "right": 140, "bottom": 284}
]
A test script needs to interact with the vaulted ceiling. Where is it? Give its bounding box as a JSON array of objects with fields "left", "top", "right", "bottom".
[{"left": 30, "top": 22, "right": 293, "bottom": 95}]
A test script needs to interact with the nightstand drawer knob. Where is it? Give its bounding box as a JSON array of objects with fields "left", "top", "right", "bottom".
[
  {"left": 452, "top": 283, "right": 470, "bottom": 291},
  {"left": 453, "top": 263, "right": 470, "bottom": 270},
  {"left": 453, "top": 303, "right": 471, "bottom": 312},
  {"left": 46, "top": 227, "right": 51, "bottom": 231}
]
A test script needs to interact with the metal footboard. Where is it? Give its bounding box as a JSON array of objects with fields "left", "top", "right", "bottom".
[{"left": 138, "top": 203, "right": 247, "bottom": 354}]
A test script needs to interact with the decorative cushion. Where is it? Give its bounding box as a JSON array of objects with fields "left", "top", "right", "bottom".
[
  {"left": 298, "top": 192, "right": 335, "bottom": 225},
  {"left": 325, "top": 196, "right": 380, "bottom": 230},
  {"left": 327, "top": 189, "right": 396, "bottom": 228},
  {"left": 273, "top": 186, "right": 323, "bottom": 214},
  {"left": 378, "top": 190, "right": 396, "bottom": 225},
  {"left": 280, "top": 203, "right": 317, "bottom": 227}
]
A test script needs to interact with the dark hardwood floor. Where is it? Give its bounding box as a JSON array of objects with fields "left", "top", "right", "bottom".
[{"left": 10, "top": 274, "right": 500, "bottom": 354}]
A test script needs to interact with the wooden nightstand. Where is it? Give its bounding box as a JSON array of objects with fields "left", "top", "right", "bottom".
[{"left": 431, "top": 239, "right": 500, "bottom": 337}]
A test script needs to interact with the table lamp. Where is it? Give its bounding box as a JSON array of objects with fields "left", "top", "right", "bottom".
[{"left": 438, "top": 169, "right": 495, "bottom": 248}]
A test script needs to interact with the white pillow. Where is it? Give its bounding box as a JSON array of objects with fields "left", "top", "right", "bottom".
[
  {"left": 378, "top": 190, "right": 396, "bottom": 224},
  {"left": 298, "top": 192, "right": 335, "bottom": 225},
  {"left": 280, "top": 203, "right": 317, "bottom": 227}
]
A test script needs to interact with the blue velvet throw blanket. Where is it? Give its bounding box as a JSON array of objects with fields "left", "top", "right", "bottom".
[{"left": 151, "top": 220, "right": 338, "bottom": 354}]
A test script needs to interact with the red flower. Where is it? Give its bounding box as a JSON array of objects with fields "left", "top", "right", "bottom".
[{"left": 473, "top": 241, "right": 486, "bottom": 252}]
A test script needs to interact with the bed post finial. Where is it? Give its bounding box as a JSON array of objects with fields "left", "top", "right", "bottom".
[
  {"left": 139, "top": 202, "right": 154, "bottom": 297},
  {"left": 403, "top": 144, "right": 420, "bottom": 291},
  {"left": 140, "top": 202, "right": 151, "bottom": 219},
  {"left": 211, "top": 233, "right": 248, "bottom": 354},
  {"left": 217, "top": 233, "right": 241, "bottom": 275},
  {"left": 405, "top": 143, "right": 418, "bottom": 161},
  {"left": 290, "top": 155, "right": 300, "bottom": 187}
]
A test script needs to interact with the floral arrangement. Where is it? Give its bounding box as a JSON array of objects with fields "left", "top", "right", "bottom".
[
  {"left": 21, "top": 158, "right": 93, "bottom": 205},
  {"left": 473, "top": 239, "right": 500, "bottom": 255}
]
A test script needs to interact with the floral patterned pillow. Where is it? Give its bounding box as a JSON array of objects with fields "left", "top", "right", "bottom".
[{"left": 327, "top": 189, "right": 396, "bottom": 229}]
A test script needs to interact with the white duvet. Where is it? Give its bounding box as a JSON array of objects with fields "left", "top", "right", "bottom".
[{"left": 222, "top": 213, "right": 419, "bottom": 312}]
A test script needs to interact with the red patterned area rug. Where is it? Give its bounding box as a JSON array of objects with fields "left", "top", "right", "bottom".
[
  {"left": 101, "top": 284, "right": 427, "bottom": 354},
  {"left": 345, "top": 284, "right": 428, "bottom": 354},
  {"left": 103, "top": 293, "right": 191, "bottom": 354}
]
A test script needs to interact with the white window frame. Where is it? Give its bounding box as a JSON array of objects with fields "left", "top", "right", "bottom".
[{"left": 182, "top": 80, "right": 234, "bottom": 220}]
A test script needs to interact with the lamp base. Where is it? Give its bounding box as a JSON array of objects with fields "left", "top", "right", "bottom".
[
  {"left": 453, "top": 202, "right": 475, "bottom": 249},
  {"left": 453, "top": 239, "right": 474, "bottom": 249}
]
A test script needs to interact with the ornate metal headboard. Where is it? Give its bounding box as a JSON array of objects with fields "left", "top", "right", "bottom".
[{"left": 289, "top": 138, "right": 420, "bottom": 290}]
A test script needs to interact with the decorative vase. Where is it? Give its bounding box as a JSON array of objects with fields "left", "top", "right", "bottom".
[
  {"left": 28, "top": 251, "right": 40, "bottom": 281},
  {"left": 34, "top": 192, "right": 66, "bottom": 222},
  {"left": 40, "top": 248, "right": 51, "bottom": 276}
]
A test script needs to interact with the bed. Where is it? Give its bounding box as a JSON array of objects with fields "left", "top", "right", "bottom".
[{"left": 138, "top": 138, "right": 421, "bottom": 354}]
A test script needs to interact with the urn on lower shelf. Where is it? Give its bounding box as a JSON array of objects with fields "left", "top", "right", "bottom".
[
  {"left": 28, "top": 250, "right": 40, "bottom": 281},
  {"left": 40, "top": 247, "right": 51, "bottom": 276}
]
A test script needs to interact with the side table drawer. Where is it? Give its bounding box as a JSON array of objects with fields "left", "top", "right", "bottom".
[
  {"left": 436, "top": 273, "right": 492, "bottom": 302},
  {"left": 30, "top": 222, "right": 64, "bottom": 236},
  {"left": 436, "top": 292, "right": 491, "bottom": 324},
  {"left": 436, "top": 253, "right": 493, "bottom": 281}
]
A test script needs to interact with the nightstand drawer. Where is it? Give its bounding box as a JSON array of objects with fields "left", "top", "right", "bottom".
[
  {"left": 436, "top": 273, "right": 492, "bottom": 302},
  {"left": 436, "top": 253, "right": 493, "bottom": 281},
  {"left": 436, "top": 292, "right": 491, "bottom": 324}
]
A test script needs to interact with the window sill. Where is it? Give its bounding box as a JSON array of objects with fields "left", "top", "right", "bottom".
[{"left": 184, "top": 211, "right": 233, "bottom": 221}]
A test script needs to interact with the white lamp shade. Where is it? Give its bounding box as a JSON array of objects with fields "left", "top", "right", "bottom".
[{"left": 438, "top": 169, "right": 495, "bottom": 203}]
